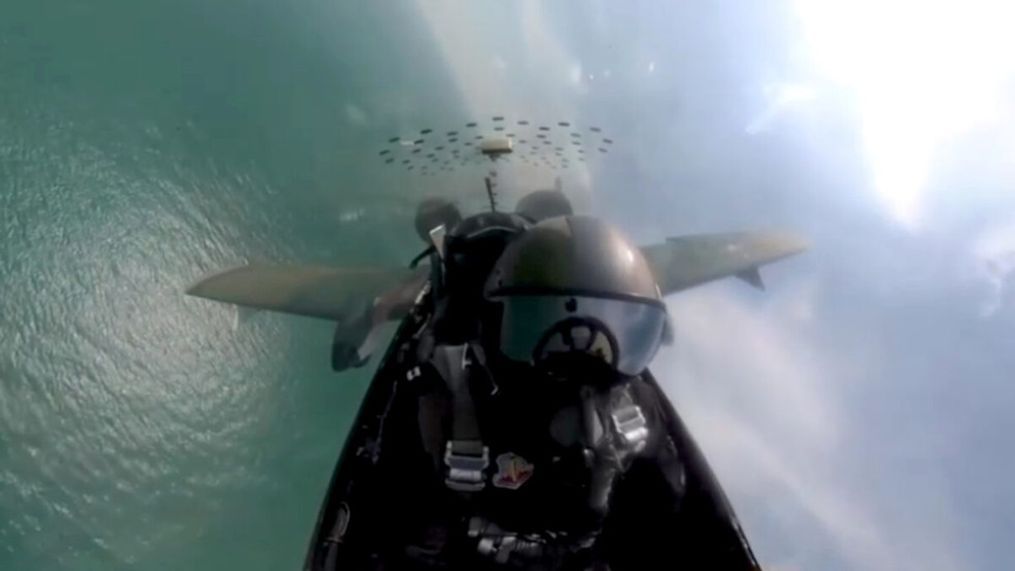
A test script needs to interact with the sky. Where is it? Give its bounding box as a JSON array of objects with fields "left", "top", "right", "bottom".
[{"left": 392, "top": 1, "right": 1015, "bottom": 569}]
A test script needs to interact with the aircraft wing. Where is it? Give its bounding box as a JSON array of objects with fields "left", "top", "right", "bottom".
[
  {"left": 186, "top": 263, "right": 427, "bottom": 322},
  {"left": 641, "top": 231, "right": 807, "bottom": 296}
]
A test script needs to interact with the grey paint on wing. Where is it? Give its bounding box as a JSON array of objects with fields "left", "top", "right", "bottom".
[
  {"left": 641, "top": 232, "right": 808, "bottom": 296},
  {"left": 186, "top": 264, "right": 425, "bottom": 322}
]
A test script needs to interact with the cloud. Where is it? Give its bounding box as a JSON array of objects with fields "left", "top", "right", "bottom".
[
  {"left": 745, "top": 83, "right": 817, "bottom": 135},
  {"left": 971, "top": 218, "right": 1015, "bottom": 317},
  {"left": 654, "top": 282, "right": 966, "bottom": 570}
]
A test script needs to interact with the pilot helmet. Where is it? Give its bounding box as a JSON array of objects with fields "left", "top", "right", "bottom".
[
  {"left": 515, "top": 189, "right": 574, "bottom": 223},
  {"left": 485, "top": 215, "right": 670, "bottom": 377},
  {"left": 414, "top": 197, "right": 462, "bottom": 242}
]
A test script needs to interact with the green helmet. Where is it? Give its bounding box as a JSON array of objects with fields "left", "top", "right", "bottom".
[{"left": 485, "top": 216, "right": 669, "bottom": 376}]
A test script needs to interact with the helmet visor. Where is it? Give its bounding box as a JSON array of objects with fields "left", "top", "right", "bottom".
[{"left": 497, "top": 295, "right": 668, "bottom": 376}]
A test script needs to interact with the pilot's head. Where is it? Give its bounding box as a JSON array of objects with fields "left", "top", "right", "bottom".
[
  {"left": 515, "top": 189, "right": 573, "bottom": 223},
  {"left": 485, "top": 215, "right": 671, "bottom": 383},
  {"left": 414, "top": 197, "right": 462, "bottom": 242}
]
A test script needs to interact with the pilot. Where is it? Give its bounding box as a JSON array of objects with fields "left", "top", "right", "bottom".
[{"left": 365, "top": 215, "right": 758, "bottom": 570}]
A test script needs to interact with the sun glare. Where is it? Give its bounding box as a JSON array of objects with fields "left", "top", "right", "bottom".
[{"left": 794, "top": 0, "right": 1015, "bottom": 228}]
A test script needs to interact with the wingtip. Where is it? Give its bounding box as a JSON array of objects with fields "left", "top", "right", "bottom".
[
  {"left": 184, "top": 277, "right": 206, "bottom": 297},
  {"left": 753, "top": 231, "right": 809, "bottom": 261},
  {"left": 766, "top": 230, "right": 809, "bottom": 250},
  {"left": 184, "top": 265, "right": 249, "bottom": 299},
  {"left": 185, "top": 271, "right": 223, "bottom": 298},
  {"left": 784, "top": 232, "right": 810, "bottom": 255}
]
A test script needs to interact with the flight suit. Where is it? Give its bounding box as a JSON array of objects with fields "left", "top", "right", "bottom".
[{"left": 368, "top": 353, "right": 701, "bottom": 570}]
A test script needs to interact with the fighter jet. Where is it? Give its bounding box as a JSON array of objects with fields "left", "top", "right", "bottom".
[{"left": 187, "top": 130, "right": 806, "bottom": 570}]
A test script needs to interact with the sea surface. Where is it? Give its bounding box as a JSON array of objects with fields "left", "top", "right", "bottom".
[{"left": 4, "top": 1, "right": 1015, "bottom": 570}]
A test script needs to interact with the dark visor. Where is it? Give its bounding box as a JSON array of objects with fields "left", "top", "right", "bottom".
[{"left": 497, "top": 294, "right": 668, "bottom": 376}]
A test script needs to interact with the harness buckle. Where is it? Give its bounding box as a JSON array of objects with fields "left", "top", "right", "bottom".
[
  {"left": 611, "top": 403, "right": 649, "bottom": 452},
  {"left": 444, "top": 440, "right": 489, "bottom": 492}
]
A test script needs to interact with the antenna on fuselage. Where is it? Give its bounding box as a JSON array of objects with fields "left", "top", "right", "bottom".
[
  {"left": 484, "top": 176, "right": 498, "bottom": 212},
  {"left": 480, "top": 137, "right": 513, "bottom": 213}
]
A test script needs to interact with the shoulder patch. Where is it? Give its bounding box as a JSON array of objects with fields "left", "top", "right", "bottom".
[{"left": 492, "top": 452, "right": 534, "bottom": 490}]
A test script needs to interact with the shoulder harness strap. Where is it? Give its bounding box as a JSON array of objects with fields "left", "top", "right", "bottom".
[{"left": 430, "top": 344, "right": 489, "bottom": 493}]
